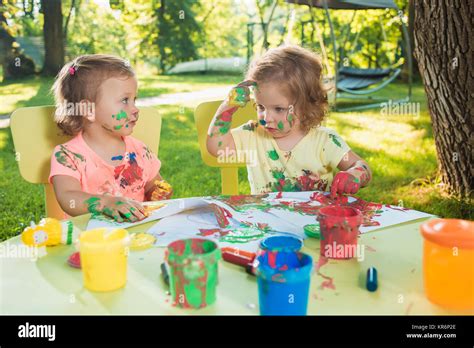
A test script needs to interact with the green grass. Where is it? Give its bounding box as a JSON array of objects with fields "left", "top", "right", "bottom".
[{"left": 0, "top": 75, "right": 472, "bottom": 242}]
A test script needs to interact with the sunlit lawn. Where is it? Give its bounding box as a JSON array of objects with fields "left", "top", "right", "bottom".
[
  {"left": 0, "top": 75, "right": 471, "bottom": 241},
  {"left": 0, "top": 73, "right": 241, "bottom": 114}
]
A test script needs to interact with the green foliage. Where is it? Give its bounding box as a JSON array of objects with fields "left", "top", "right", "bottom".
[
  {"left": 297, "top": 5, "right": 407, "bottom": 72},
  {"left": 65, "top": 1, "right": 129, "bottom": 60}
]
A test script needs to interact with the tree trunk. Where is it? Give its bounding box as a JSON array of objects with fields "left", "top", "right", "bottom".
[
  {"left": 401, "top": 0, "right": 419, "bottom": 81},
  {"left": 413, "top": 0, "right": 473, "bottom": 198},
  {"left": 157, "top": 0, "right": 167, "bottom": 73},
  {"left": 42, "top": 0, "right": 64, "bottom": 76}
]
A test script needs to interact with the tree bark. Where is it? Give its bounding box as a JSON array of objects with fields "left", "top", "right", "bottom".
[
  {"left": 413, "top": 0, "right": 473, "bottom": 198},
  {"left": 42, "top": 0, "right": 64, "bottom": 76},
  {"left": 401, "top": 0, "right": 419, "bottom": 81}
]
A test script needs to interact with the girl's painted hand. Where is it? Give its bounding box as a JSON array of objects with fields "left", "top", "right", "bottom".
[
  {"left": 227, "top": 80, "right": 257, "bottom": 107},
  {"left": 148, "top": 180, "right": 173, "bottom": 201},
  {"left": 86, "top": 195, "right": 146, "bottom": 223},
  {"left": 330, "top": 171, "right": 361, "bottom": 198}
]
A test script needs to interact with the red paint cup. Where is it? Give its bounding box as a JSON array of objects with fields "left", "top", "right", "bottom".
[{"left": 317, "top": 206, "right": 362, "bottom": 259}]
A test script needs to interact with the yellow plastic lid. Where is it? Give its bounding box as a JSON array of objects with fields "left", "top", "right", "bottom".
[{"left": 420, "top": 218, "right": 474, "bottom": 249}]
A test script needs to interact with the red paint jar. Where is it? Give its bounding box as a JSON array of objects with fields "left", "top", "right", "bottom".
[{"left": 317, "top": 206, "right": 362, "bottom": 259}]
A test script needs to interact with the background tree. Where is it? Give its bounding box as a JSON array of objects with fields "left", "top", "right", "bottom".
[
  {"left": 41, "top": 0, "right": 64, "bottom": 76},
  {"left": 413, "top": 0, "right": 473, "bottom": 198},
  {"left": 153, "top": 0, "right": 201, "bottom": 72}
]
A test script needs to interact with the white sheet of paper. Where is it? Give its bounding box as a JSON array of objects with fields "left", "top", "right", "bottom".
[
  {"left": 146, "top": 191, "right": 434, "bottom": 252},
  {"left": 85, "top": 197, "right": 211, "bottom": 230}
]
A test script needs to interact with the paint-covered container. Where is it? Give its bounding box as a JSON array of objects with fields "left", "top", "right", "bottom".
[
  {"left": 317, "top": 206, "right": 362, "bottom": 259},
  {"left": 420, "top": 219, "right": 474, "bottom": 310},
  {"left": 260, "top": 235, "right": 303, "bottom": 252},
  {"left": 256, "top": 250, "right": 313, "bottom": 315},
  {"left": 79, "top": 228, "right": 129, "bottom": 292},
  {"left": 165, "top": 238, "right": 221, "bottom": 309}
]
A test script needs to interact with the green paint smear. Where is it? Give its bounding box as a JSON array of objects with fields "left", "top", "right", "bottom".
[
  {"left": 233, "top": 87, "right": 247, "bottom": 104},
  {"left": 54, "top": 145, "right": 85, "bottom": 171},
  {"left": 114, "top": 125, "right": 123, "bottom": 130},
  {"left": 329, "top": 134, "right": 342, "bottom": 148},
  {"left": 218, "top": 141, "right": 222, "bottom": 147},
  {"left": 85, "top": 197, "right": 101, "bottom": 215},
  {"left": 268, "top": 149, "right": 279, "bottom": 161},
  {"left": 219, "top": 224, "right": 270, "bottom": 244},
  {"left": 277, "top": 121, "right": 284, "bottom": 130},
  {"left": 114, "top": 110, "right": 127, "bottom": 120},
  {"left": 243, "top": 121, "right": 258, "bottom": 131}
]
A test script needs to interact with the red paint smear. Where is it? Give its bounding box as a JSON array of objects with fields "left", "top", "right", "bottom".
[
  {"left": 319, "top": 273, "right": 336, "bottom": 290},
  {"left": 276, "top": 191, "right": 283, "bottom": 199},
  {"left": 198, "top": 228, "right": 221, "bottom": 236},
  {"left": 278, "top": 264, "right": 289, "bottom": 271},
  {"left": 210, "top": 204, "right": 232, "bottom": 228},
  {"left": 267, "top": 251, "right": 277, "bottom": 269},
  {"left": 315, "top": 256, "right": 328, "bottom": 272},
  {"left": 271, "top": 273, "right": 286, "bottom": 283}
]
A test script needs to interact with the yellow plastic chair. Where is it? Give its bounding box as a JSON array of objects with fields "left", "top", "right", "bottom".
[
  {"left": 10, "top": 106, "right": 162, "bottom": 220},
  {"left": 194, "top": 100, "right": 256, "bottom": 195}
]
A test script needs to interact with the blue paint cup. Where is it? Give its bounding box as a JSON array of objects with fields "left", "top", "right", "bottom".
[
  {"left": 260, "top": 235, "right": 303, "bottom": 252},
  {"left": 256, "top": 251, "right": 313, "bottom": 315}
]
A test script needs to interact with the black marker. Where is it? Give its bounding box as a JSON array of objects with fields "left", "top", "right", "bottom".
[
  {"left": 160, "top": 262, "right": 169, "bottom": 286},
  {"left": 366, "top": 267, "right": 378, "bottom": 292}
]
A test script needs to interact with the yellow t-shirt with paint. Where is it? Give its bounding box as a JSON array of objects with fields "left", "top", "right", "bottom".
[{"left": 230, "top": 121, "right": 351, "bottom": 194}]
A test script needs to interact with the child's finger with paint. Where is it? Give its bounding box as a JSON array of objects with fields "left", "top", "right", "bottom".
[
  {"left": 127, "top": 200, "right": 147, "bottom": 221},
  {"left": 103, "top": 206, "right": 124, "bottom": 223},
  {"left": 115, "top": 202, "right": 140, "bottom": 222}
]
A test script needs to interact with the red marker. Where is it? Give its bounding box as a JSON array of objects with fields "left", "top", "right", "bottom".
[{"left": 221, "top": 247, "right": 256, "bottom": 268}]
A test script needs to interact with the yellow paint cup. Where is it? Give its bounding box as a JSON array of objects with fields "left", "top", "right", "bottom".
[{"left": 79, "top": 228, "right": 130, "bottom": 292}]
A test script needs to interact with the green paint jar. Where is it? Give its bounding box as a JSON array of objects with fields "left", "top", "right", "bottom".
[
  {"left": 165, "top": 238, "right": 221, "bottom": 309},
  {"left": 304, "top": 223, "right": 321, "bottom": 239}
]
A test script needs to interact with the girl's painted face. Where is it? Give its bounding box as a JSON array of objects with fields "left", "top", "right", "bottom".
[
  {"left": 253, "top": 81, "right": 298, "bottom": 139},
  {"left": 92, "top": 76, "right": 139, "bottom": 136}
]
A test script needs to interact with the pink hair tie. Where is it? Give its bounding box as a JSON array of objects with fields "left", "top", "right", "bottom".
[{"left": 68, "top": 66, "right": 76, "bottom": 76}]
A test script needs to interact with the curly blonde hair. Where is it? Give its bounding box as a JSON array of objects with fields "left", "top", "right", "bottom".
[
  {"left": 51, "top": 54, "right": 135, "bottom": 136},
  {"left": 246, "top": 45, "right": 328, "bottom": 132}
]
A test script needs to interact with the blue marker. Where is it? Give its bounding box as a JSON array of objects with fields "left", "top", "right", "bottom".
[
  {"left": 259, "top": 119, "right": 266, "bottom": 126},
  {"left": 160, "top": 262, "right": 169, "bottom": 286},
  {"left": 366, "top": 267, "right": 378, "bottom": 292}
]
